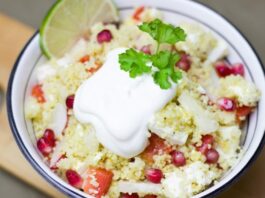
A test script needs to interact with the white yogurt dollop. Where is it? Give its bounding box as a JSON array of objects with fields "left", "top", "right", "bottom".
[{"left": 74, "top": 48, "right": 177, "bottom": 158}]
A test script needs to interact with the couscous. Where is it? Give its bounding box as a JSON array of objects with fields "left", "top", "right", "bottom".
[{"left": 26, "top": 7, "right": 261, "bottom": 198}]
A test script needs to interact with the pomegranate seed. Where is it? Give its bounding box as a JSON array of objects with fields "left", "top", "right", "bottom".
[
  {"left": 37, "top": 138, "right": 52, "bottom": 156},
  {"left": 171, "top": 151, "right": 186, "bottom": 167},
  {"left": 140, "top": 45, "right": 152, "bottom": 55},
  {"left": 205, "top": 149, "right": 219, "bottom": 164},
  {"left": 144, "top": 195, "right": 157, "bottom": 198},
  {"left": 202, "top": 135, "right": 214, "bottom": 145},
  {"left": 215, "top": 61, "right": 232, "bottom": 77},
  {"left": 196, "top": 143, "right": 209, "bottom": 155},
  {"left": 217, "top": 98, "right": 236, "bottom": 111},
  {"left": 66, "top": 169, "right": 83, "bottom": 189},
  {"left": 120, "top": 193, "right": 139, "bottom": 198},
  {"left": 97, "top": 29, "right": 113, "bottom": 44},
  {"left": 43, "top": 129, "right": 56, "bottom": 147},
  {"left": 231, "top": 63, "right": 245, "bottom": 76},
  {"left": 176, "top": 54, "right": 192, "bottom": 72},
  {"left": 145, "top": 168, "right": 163, "bottom": 184},
  {"left": 66, "top": 95, "right": 75, "bottom": 109}
]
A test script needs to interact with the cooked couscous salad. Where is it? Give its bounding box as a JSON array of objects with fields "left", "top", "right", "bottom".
[{"left": 26, "top": 7, "right": 261, "bottom": 198}]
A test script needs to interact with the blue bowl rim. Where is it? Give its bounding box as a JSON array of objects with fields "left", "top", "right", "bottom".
[{"left": 6, "top": 0, "right": 265, "bottom": 197}]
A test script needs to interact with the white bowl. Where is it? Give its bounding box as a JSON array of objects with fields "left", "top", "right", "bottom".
[{"left": 7, "top": 0, "right": 265, "bottom": 197}]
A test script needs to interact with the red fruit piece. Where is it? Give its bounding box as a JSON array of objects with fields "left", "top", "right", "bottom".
[
  {"left": 171, "top": 151, "right": 186, "bottom": 167},
  {"left": 236, "top": 106, "right": 253, "bottom": 118},
  {"left": 66, "top": 169, "right": 83, "bottom": 189},
  {"left": 79, "top": 55, "right": 90, "bottom": 63},
  {"left": 32, "top": 84, "right": 46, "bottom": 103},
  {"left": 83, "top": 168, "right": 113, "bottom": 198},
  {"left": 196, "top": 143, "right": 209, "bottom": 155},
  {"left": 97, "top": 29, "right": 113, "bottom": 44},
  {"left": 231, "top": 63, "right": 245, "bottom": 76},
  {"left": 141, "top": 133, "right": 172, "bottom": 164},
  {"left": 133, "top": 6, "right": 145, "bottom": 21},
  {"left": 144, "top": 195, "right": 157, "bottom": 198},
  {"left": 66, "top": 95, "right": 75, "bottom": 109},
  {"left": 202, "top": 135, "right": 214, "bottom": 145},
  {"left": 176, "top": 53, "right": 192, "bottom": 72},
  {"left": 145, "top": 168, "right": 163, "bottom": 184},
  {"left": 37, "top": 138, "right": 53, "bottom": 156},
  {"left": 215, "top": 61, "right": 232, "bottom": 77},
  {"left": 217, "top": 98, "right": 236, "bottom": 112},
  {"left": 120, "top": 193, "right": 139, "bottom": 198},
  {"left": 205, "top": 149, "right": 219, "bottom": 164},
  {"left": 196, "top": 134, "right": 214, "bottom": 155},
  {"left": 140, "top": 45, "right": 152, "bottom": 55},
  {"left": 43, "top": 129, "right": 56, "bottom": 147}
]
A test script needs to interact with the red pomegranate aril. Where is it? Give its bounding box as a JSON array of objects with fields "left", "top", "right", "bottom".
[
  {"left": 176, "top": 54, "right": 191, "bottom": 72},
  {"left": 97, "top": 29, "right": 113, "bottom": 44},
  {"left": 120, "top": 193, "right": 139, "bottom": 198},
  {"left": 37, "top": 138, "right": 52, "bottom": 156},
  {"left": 196, "top": 143, "right": 209, "bottom": 155},
  {"left": 202, "top": 135, "right": 214, "bottom": 145},
  {"left": 43, "top": 129, "right": 56, "bottom": 147},
  {"left": 140, "top": 45, "right": 152, "bottom": 55},
  {"left": 66, "top": 169, "right": 83, "bottom": 189},
  {"left": 66, "top": 95, "right": 75, "bottom": 109},
  {"left": 205, "top": 149, "right": 219, "bottom": 164},
  {"left": 171, "top": 151, "right": 186, "bottom": 167},
  {"left": 217, "top": 98, "right": 236, "bottom": 112},
  {"left": 231, "top": 63, "right": 245, "bottom": 76},
  {"left": 144, "top": 195, "right": 157, "bottom": 198},
  {"left": 145, "top": 168, "right": 163, "bottom": 184},
  {"left": 215, "top": 61, "right": 232, "bottom": 77}
]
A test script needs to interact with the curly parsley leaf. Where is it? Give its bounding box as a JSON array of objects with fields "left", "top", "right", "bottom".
[
  {"left": 119, "top": 19, "right": 187, "bottom": 89},
  {"left": 153, "top": 69, "right": 171, "bottom": 89},
  {"left": 151, "top": 51, "right": 171, "bottom": 69},
  {"left": 139, "top": 19, "right": 187, "bottom": 45},
  {"left": 119, "top": 49, "right": 151, "bottom": 78},
  {"left": 152, "top": 52, "right": 182, "bottom": 89}
]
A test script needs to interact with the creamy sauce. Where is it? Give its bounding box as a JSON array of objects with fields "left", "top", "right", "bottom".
[{"left": 74, "top": 48, "right": 177, "bottom": 158}]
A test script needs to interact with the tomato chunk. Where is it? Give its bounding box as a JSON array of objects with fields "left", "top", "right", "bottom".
[
  {"left": 141, "top": 133, "right": 172, "bottom": 163},
  {"left": 31, "top": 84, "right": 46, "bottom": 103},
  {"left": 133, "top": 6, "right": 145, "bottom": 21},
  {"left": 83, "top": 168, "right": 113, "bottom": 198},
  {"left": 79, "top": 55, "right": 90, "bottom": 63},
  {"left": 236, "top": 106, "right": 253, "bottom": 119}
]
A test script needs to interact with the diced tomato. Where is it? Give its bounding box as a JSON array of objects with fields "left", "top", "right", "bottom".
[
  {"left": 86, "top": 62, "right": 102, "bottom": 74},
  {"left": 86, "top": 67, "right": 98, "bottom": 74},
  {"left": 236, "top": 106, "right": 253, "bottom": 119},
  {"left": 133, "top": 6, "right": 145, "bottom": 21},
  {"left": 31, "top": 84, "right": 46, "bottom": 103},
  {"left": 79, "top": 55, "right": 90, "bottom": 63},
  {"left": 83, "top": 168, "right": 113, "bottom": 198},
  {"left": 141, "top": 133, "right": 172, "bottom": 163}
]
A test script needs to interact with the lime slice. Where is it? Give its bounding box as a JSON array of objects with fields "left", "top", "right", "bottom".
[{"left": 40, "top": 0, "right": 119, "bottom": 59}]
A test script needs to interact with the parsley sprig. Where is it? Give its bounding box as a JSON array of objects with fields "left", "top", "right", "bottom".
[{"left": 119, "top": 19, "right": 187, "bottom": 89}]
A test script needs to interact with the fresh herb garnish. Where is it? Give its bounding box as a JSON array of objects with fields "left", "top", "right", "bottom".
[
  {"left": 119, "top": 48, "right": 151, "bottom": 78},
  {"left": 119, "top": 19, "right": 187, "bottom": 89}
]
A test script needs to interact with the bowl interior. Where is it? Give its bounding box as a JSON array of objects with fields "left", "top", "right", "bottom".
[{"left": 8, "top": 0, "right": 265, "bottom": 197}]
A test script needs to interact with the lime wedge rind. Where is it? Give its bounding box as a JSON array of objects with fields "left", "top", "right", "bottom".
[{"left": 39, "top": 0, "right": 119, "bottom": 59}]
